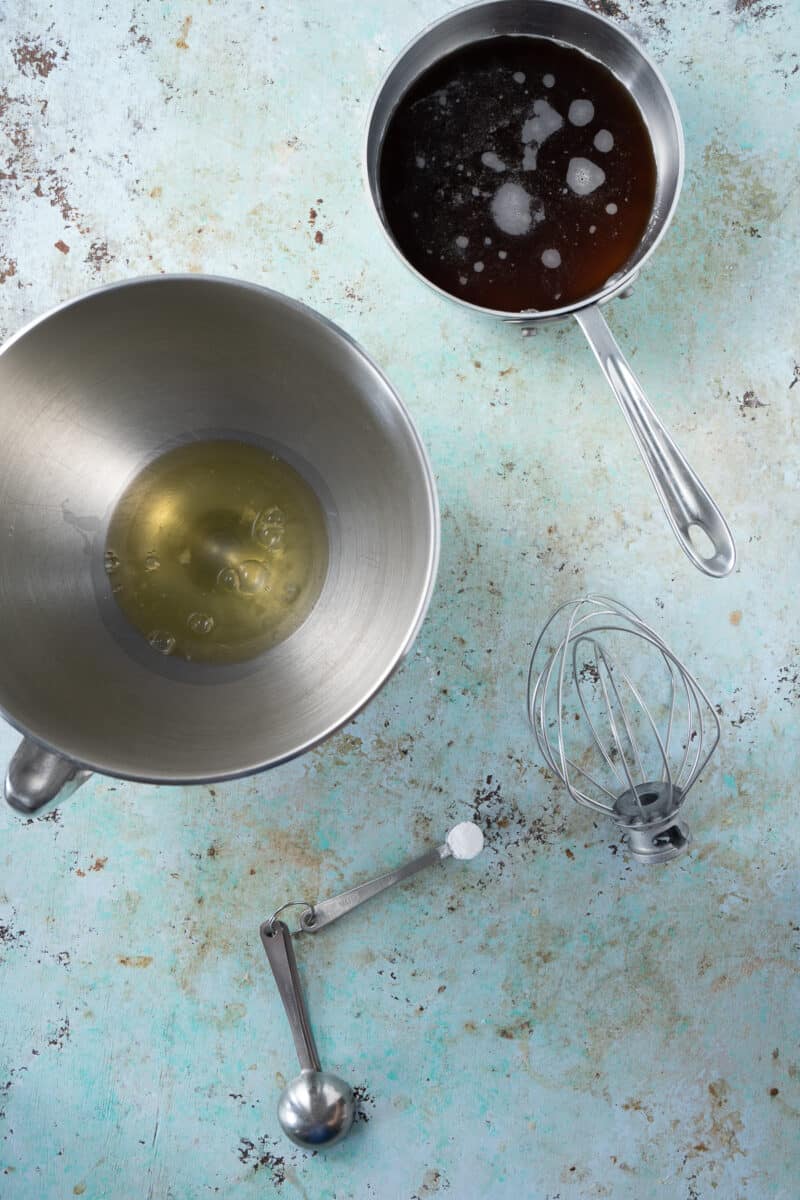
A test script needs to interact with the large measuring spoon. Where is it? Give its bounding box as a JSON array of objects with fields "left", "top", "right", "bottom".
[{"left": 260, "top": 918, "right": 355, "bottom": 1148}]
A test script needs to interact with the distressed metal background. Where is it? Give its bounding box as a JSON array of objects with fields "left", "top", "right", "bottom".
[{"left": 1, "top": 2, "right": 798, "bottom": 1197}]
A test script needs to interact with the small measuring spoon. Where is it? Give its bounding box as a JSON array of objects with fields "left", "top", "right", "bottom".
[
  {"left": 260, "top": 918, "right": 355, "bottom": 1148},
  {"left": 299, "top": 820, "right": 484, "bottom": 933}
]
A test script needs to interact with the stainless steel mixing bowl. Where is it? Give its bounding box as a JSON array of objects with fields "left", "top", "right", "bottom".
[
  {"left": 365, "top": 0, "right": 736, "bottom": 578},
  {"left": 0, "top": 276, "right": 439, "bottom": 812}
]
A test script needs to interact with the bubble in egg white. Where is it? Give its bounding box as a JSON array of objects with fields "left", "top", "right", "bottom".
[
  {"left": 513, "top": 71, "right": 526, "bottom": 83},
  {"left": 148, "top": 630, "right": 175, "bottom": 656},
  {"left": 490, "top": 181, "right": 538, "bottom": 236},
  {"left": 606, "top": 202, "right": 618, "bottom": 214},
  {"left": 566, "top": 157, "right": 606, "bottom": 196},
  {"left": 541, "top": 249, "right": 561, "bottom": 268},
  {"left": 543, "top": 73, "right": 555, "bottom": 87},
  {"left": 217, "top": 566, "right": 240, "bottom": 592},
  {"left": 568, "top": 99, "right": 594, "bottom": 127},
  {"left": 239, "top": 560, "right": 270, "bottom": 594},
  {"left": 481, "top": 151, "right": 507, "bottom": 173},
  {"left": 594, "top": 129, "right": 614, "bottom": 153},
  {"left": 187, "top": 611, "right": 214, "bottom": 636}
]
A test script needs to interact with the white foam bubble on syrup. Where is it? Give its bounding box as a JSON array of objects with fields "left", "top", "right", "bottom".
[
  {"left": 459, "top": 275, "right": 468, "bottom": 285},
  {"left": 490, "top": 180, "right": 537, "bottom": 236},
  {"left": 541, "top": 248, "right": 561, "bottom": 268},
  {"left": 446, "top": 821, "right": 484, "bottom": 860},
  {"left": 481, "top": 150, "right": 507, "bottom": 173},
  {"left": 521, "top": 98, "right": 563, "bottom": 145},
  {"left": 522, "top": 145, "right": 538, "bottom": 171},
  {"left": 589, "top": 224, "right": 597, "bottom": 234},
  {"left": 606, "top": 202, "right": 618, "bottom": 214},
  {"left": 498, "top": 249, "right": 508, "bottom": 259},
  {"left": 568, "top": 99, "right": 594, "bottom": 127},
  {"left": 471, "top": 186, "right": 481, "bottom": 196},
  {"left": 566, "top": 157, "right": 606, "bottom": 196},
  {"left": 456, "top": 235, "right": 469, "bottom": 248},
  {"left": 484, "top": 236, "right": 492, "bottom": 245},
  {"left": 513, "top": 71, "right": 526, "bottom": 83},
  {"left": 473, "top": 261, "right": 484, "bottom": 272},
  {"left": 594, "top": 128, "right": 614, "bottom": 153},
  {"left": 543, "top": 73, "right": 555, "bottom": 87},
  {"left": 415, "top": 154, "right": 426, "bottom": 168}
]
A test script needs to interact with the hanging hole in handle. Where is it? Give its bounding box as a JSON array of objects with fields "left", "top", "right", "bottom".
[{"left": 687, "top": 523, "right": 716, "bottom": 561}]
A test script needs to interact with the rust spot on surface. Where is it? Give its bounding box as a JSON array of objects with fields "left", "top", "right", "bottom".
[
  {"left": 582, "top": 0, "right": 627, "bottom": 18},
  {"left": 734, "top": 0, "right": 780, "bottom": 14},
  {"left": 85, "top": 239, "right": 114, "bottom": 272},
  {"left": 739, "top": 389, "right": 767, "bottom": 418},
  {"left": 176, "top": 16, "right": 192, "bottom": 49},
  {"left": 0, "top": 256, "right": 17, "bottom": 284},
  {"left": 314, "top": 229, "right": 323, "bottom": 244},
  {"left": 769, "top": 1086, "right": 779, "bottom": 1096},
  {"left": 73, "top": 1184, "right": 86, "bottom": 1195},
  {"left": 149, "top": 185, "right": 162, "bottom": 198},
  {"left": 207, "top": 844, "right": 217, "bottom": 858},
  {"left": 622, "top": 1097, "right": 654, "bottom": 1123},
  {"left": 565, "top": 847, "right": 575, "bottom": 860},
  {"left": 729, "top": 610, "right": 742, "bottom": 626},
  {"left": 497, "top": 1017, "right": 533, "bottom": 1040},
  {"left": 118, "top": 955, "right": 153, "bottom": 968},
  {"left": 89, "top": 857, "right": 107, "bottom": 872},
  {"left": 308, "top": 207, "right": 317, "bottom": 226},
  {"left": 129, "top": 24, "right": 152, "bottom": 50},
  {"left": 688, "top": 1079, "right": 746, "bottom": 1161},
  {"left": 12, "top": 36, "right": 67, "bottom": 79},
  {"left": 54, "top": 239, "right": 70, "bottom": 253}
]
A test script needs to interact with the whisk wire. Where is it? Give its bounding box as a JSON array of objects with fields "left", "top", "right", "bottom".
[{"left": 527, "top": 595, "right": 721, "bottom": 859}]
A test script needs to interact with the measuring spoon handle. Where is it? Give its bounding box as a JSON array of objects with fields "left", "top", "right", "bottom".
[
  {"left": 575, "top": 304, "right": 736, "bottom": 578},
  {"left": 260, "top": 919, "right": 321, "bottom": 1072},
  {"left": 302, "top": 845, "right": 448, "bottom": 933}
]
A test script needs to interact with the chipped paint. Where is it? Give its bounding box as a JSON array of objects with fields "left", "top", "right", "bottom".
[{"left": 0, "top": 0, "right": 798, "bottom": 1198}]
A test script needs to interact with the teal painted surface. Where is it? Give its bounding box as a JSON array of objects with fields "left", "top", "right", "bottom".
[{"left": 1, "top": 1, "right": 799, "bottom": 1197}]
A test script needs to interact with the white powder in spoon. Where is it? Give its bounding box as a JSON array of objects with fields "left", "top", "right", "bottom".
[{"left": 446, "top": 821, "right": 485, "bottom": 860}]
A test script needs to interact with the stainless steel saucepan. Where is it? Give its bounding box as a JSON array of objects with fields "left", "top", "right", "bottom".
[
  {"left": 365, "top": 0, "right": 735, "bottom": 578},
  {"left": 0, "top": 276, "right": 439, "bottom": 814}
]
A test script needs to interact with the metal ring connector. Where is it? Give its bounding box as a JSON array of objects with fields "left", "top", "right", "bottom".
[{"left": 264, "top": 900, "right": 315, "bottom": 936}]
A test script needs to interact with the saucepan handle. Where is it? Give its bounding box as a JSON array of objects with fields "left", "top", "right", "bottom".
[
  {"left": 5, "top": 737, "right": 92, "bottom": 816},
  {"left": 574, "top": 303, "right": 736, "bottom": 579}
]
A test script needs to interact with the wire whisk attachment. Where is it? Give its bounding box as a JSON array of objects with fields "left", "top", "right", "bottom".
[{"left": 528, "top": 595, "right": 720, "bottom": 863}]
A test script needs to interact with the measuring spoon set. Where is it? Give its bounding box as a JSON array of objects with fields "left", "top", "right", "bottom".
[{"left": 260, "top": 822, "right": 484, "bottom": 1147}]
